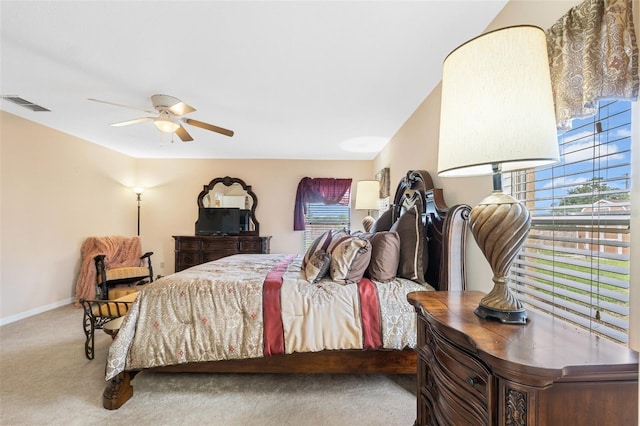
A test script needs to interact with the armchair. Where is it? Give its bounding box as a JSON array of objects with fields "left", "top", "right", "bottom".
[{"left": 94, "top": 251, "right": 154, "bottom": 300}]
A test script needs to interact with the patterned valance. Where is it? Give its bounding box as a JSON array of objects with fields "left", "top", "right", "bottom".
[{"left": 546, "top": 0, "right": 639, "bottom": 129}]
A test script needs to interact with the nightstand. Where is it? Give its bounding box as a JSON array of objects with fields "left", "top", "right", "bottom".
[{"left": 407, "top": 291, "right": 638, "bottom": 426}]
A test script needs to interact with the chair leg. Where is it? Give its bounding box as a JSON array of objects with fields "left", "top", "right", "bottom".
[{"left": 82, "top": 307, "right": 95, "bottom": 360}]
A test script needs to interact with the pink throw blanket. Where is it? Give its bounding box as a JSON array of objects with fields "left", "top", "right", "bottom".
[{"left": 74, "top": 235, "right": 142, "bottom": 305}]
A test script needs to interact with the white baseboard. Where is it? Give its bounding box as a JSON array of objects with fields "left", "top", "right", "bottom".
[{"left": 0, "top": 297, "right": 73, "bottom": 327}]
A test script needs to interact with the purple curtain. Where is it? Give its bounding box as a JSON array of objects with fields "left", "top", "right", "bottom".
[{"left": 293, "top": 177, "right": 352, "bottom": 231}]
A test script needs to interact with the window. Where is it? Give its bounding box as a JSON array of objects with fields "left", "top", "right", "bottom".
[
  {"left": 303, "top": 191, "right": 351, "bottom": 250},
  {"left": 509, "top": 100, "right": 632, "bottom": 344}
]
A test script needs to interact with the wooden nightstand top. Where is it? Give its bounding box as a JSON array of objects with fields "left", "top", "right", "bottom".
[{"left": 407, "top": 290, "right": 638, "bottom": 386}]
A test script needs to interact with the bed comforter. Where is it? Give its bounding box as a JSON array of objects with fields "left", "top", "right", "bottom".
[{"left": 106, "top": 254, "right": 432, "bottom": 380}]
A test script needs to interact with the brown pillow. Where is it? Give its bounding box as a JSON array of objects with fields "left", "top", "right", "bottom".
[
  {"left": 390, "top": 206, "right": 425, "bottom": 282},
  {"left": 365, "top": 231, "right": 401, "bottom": 282},
  {"left": 370, "top": 209, "right": 394, "bottom": 232},
  {"left": 327, "top": 235, "right": 372, "bottom": 284},
  {"left": 305, "top": 250, "right": 331, "bottom": 283}
]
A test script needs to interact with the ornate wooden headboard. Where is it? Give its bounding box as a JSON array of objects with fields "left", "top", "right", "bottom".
[{"left": 391, "top": 170, "right": 470, "bottom": 291}]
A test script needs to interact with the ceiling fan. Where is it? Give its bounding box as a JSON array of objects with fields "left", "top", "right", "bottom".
[{"left": 88, "top": 94, "right": 234, "bottom": 141}]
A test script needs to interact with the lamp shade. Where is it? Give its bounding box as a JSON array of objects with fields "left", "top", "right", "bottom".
[
  {"left": 437, "top": 25, "right": 559, "bottom": 177},
  {"left": 355, "top": 180, "right": 380, "bottom": 210}
]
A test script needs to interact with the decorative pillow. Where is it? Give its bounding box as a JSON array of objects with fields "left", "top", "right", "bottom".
[
  {"left": 390, "top": 206, "right": 425, "bottom": 282},
  {"left": 327, "top": 235, "right": 372, "bottom": 284},
  {"left": 365, "top": 231, "right": 401, "bottom": 282},
  {"left": 370, "top": 209, "right": 394, "bottom": 232},
  {"left": 302, "top": 230, "right": 338, "bottom": 269},
  {"left": 304, "top": 250, "right": 331, "bottom": 283}
]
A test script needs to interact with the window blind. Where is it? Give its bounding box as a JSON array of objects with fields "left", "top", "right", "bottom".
[
  {"left": 509, "top": 100, "right": 632, "bottom": 344},
  {"left": 303, "top": 191, "right": 351, "bottom": 250}
]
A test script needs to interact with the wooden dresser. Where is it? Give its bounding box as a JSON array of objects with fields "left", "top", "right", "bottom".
[
  {"left": 173, "top": 235, "right": 271, "bottom": 272},
  {"left": 407, "top": 291, "right": 638, "bottom": 426}
]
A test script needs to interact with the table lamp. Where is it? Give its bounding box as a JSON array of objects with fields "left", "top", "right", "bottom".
[
  {"left": 355, "top": 180, "right": 380, "bottom": 232},
  {"left": 437, "top": 25, "right": 559, "bottom": 324}
]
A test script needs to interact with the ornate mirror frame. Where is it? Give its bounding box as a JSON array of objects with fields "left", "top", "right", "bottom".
[{"left": 197, "top": 176, "right": 259, "bottom": 235}]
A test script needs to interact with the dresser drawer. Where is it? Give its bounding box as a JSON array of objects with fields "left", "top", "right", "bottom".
[
  {"left": 202, "top": 251, "right": 234, "bottom": 263},
  {"left": 203, "top": 239, "right": 238, "bottom": 251},
  {"left": 176, "top": 239, "right": 201, "bottom": 250},
  {"left": 239, "top": 239, "right": 262, "bottom": 253},
  {"left": 176, "top": 252, "right": 202, "bottom": 269},
  {"left": 419, "top": 319, "right": 492, "bottom": 425}
]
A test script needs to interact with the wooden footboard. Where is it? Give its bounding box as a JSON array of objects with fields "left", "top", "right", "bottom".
[
  {"left": 152, "top": 348, "right": 417, "bottom": 374},
  {"left": 103, "top": 349, "right": 416, "bottom": 409}
]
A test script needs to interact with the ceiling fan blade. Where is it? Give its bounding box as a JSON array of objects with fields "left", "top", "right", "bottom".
[
  {"left": 184, "top": 118, "right": 234, "bottom": 137},
  {"left": 110, "top": 117, "right": 154, "bottom": 127},
  {"left": 175, "top": 125, "right": 193, "bottom": 142},
  {"left": 151, "top": 94, "right": 195, "bottom": 116},
  {"left": 88, "top": 98, "right": 155, "bottom": 114},
  {"left": 168, "top": 101, "right": 196, "bottom": 116}
]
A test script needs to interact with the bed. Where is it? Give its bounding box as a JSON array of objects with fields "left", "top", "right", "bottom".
[{"left": 102, "top": 170, "right": 470, "bottom": 409}]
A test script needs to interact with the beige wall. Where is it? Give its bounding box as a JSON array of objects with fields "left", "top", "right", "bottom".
[
  {"left": 0, "top": 110, "right": 374, "bottom": 323},
  {"left": 1, "top": 111, "right": 137, "bottom": 321},
  {"left": 374, "top": 0, "right": 585, "bottom": 293}
]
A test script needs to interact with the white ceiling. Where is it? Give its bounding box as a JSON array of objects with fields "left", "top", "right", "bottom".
[{"left": 1, "top": 1, "right": 507, "bottom": 160}]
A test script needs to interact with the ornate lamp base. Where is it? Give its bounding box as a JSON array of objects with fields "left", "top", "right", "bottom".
[
  {"left": 475, "top": 304, "right": 527, "bottom": 324},
  {"left": 362, "top": 216, "right": 375, "bottom": 232},
  {"left": 470, "top": 190, "right": 531, "bottom": 326}
]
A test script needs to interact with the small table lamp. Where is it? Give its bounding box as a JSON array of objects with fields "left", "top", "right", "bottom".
[
  {"left": 355, "top": 180, "right": 380, "bottom": 232},
  {"left": 437, "top": 25, "right": 559, "bottom": 324}
]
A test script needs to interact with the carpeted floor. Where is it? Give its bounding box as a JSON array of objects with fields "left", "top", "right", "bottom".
[{"left": 0, "top": 304, "right": 417, "bottom": 425}]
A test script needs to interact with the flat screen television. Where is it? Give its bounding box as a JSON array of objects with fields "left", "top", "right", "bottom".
[
  {"left": 195, "top": 208, "right": 241, "bottom": 236},
  {"left": 239, "top": 209, "right": 250, "bottom": 232}
]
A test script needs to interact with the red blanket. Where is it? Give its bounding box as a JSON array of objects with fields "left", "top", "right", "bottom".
[{"left": 74, "top": 235, "right": 142, "bottom": 305}]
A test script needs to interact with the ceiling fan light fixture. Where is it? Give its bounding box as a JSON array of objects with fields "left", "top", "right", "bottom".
[{"left": 153, "top": 114, "right": 180, "bottom": 133}]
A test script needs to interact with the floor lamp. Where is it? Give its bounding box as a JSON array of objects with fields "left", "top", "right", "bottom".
[
  {"left": 437, "top": 26, "right": 559, "bottom": 324},
  {"left": 355, "top": 180, "right": 380, "bottom": 232},
  {"left": 134, "top": 187, "right": 144, "bottom": 236}
]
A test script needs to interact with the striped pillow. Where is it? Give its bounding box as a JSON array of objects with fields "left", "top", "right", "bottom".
[
  {"left": 327, "top": 235, "right": 372, "bottom": 284},
  {"left": 304, "top": 250, "right": 332, "bottom": 283},
  {"left": 302, "top": 229, "right": 346, "bottom": 269}
]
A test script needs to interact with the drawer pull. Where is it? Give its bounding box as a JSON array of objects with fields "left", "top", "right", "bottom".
[{"left": 466, "top": 377, "right": 477, "bottom": 387}]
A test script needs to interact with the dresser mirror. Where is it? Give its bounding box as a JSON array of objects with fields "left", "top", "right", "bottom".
[{"left": 197, "top": 176, "right": 259, "bottom": 234}]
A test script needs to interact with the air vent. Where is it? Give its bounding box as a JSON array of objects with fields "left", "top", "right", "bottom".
[{"left": 0, "top": 96, "right": 51, "bottom": 112}]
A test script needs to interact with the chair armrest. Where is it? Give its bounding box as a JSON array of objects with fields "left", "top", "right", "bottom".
[{"left": 141, "top": 252, "right": 154, "bottom": 281}]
